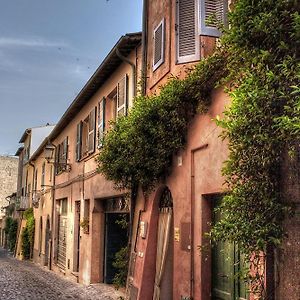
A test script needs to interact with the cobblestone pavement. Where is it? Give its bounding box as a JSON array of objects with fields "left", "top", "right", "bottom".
[{"left": 0, "top": 248, "right": 124, "bottom": 300}]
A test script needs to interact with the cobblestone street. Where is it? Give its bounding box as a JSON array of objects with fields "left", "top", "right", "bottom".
[{"left": 0, "top": 248, "right": 124, "bottom": 300}]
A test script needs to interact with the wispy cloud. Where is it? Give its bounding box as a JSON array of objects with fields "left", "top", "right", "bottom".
[{"left": 0, "top": 37, "right": 69, "bottom": 49}]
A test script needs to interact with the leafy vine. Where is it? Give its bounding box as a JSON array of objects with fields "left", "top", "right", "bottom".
[{"left": 97, "top": 0, "right": 299, "bottom": 298}]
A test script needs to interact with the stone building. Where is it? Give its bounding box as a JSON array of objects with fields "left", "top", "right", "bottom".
[
  {"left": 0, "top": 156, "right": 18, "bottom": 217},
  {"left": 0, "top": 155, "right": 18, "bottom": 246}
]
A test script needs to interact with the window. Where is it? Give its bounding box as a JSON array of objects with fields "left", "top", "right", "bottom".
[
  {"left": 98, "top": 97, "right": 106, "bottom": 148},
  {"left": 117, "top": 75, "right": 128, "bottom": 117},
  {"left": 34, "top": 169, "right": 38, "bottom": 191},
  {"left": 153, "top": 19, "right": 165, "bottom": 70},
  {"left": 41, "top": 162, "right": 45, "bottom": 189},
  {"left": 107, "top": 75, "right": 128, "bottom": 121},
  {"left": 176, "top": 0, "right": 199, "bottom": 64},
  {"left": 55, "top": 137, "right": 68, "bottom": 174},
  {"left": 76, "top": 107, "right": 97, "bottom": 161},
  {"left": 199, "top": 0, "right": 228, "bottom": 37}
]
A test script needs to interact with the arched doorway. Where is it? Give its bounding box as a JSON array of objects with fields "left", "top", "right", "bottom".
[
  {"left": 45, "top": 217, "right": 50, "bottom": 267},
  {"left": 153, "top": 187, "right": 174, "bottom": 300}
]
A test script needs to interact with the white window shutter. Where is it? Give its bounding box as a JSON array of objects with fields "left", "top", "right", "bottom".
[
  {"left": 199, "top": 0, "right": 228, "bottom": 37},
  {"left": 88, "top": 107, "right": 96, "bottom": 153},
  {"left": 98, "top": 97, "right": 106, "bottom": 148},
  {"left": 176, "top": 0, "right": 199, "bottom": 64},
  {"left": 117, "top": 75, "right": 128, "bottom": 118},
  {"left": 153, "top": 19, "right": 165, "bottom": 70}
]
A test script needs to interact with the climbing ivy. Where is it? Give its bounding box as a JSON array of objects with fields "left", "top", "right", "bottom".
[
  {"left": 97, "top": 0, "right": 299, "bottom": 298},
  {"left": 211, "top": 0, "right": 300, "bottom": 298},
  {"left": 97, "top": 54, "right": 226, "bottom": 191},
  {"left": 4, "top": 217, "right": 18, "bottom": 252},
  {"left": 21, "top": 208, "right": 35, "bottom": 260}
]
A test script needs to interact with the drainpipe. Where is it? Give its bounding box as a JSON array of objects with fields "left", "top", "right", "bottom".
[
  {"left": 49, "top": 143, "right": 57, "bottom": 270},
  {"left": 141, "top": 0, "right": 148, "bottom": 96},
  {"left": 116, "top": 48, "right": 137, "bottom": 99}
]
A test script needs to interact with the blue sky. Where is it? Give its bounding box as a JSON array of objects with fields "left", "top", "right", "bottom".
[{"left": 0, "top": 0, "right": 142, "bottom": 155}]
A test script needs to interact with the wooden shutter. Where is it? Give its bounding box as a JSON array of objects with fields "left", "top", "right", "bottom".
[
  {"left": 62, "top": 137, "right": 68, "bottom": 167},
  {"left": 176, "top": 0, "right": 199, "bottom": 64},
  {"left": 98, "top": 97, "right": 106, "bottom": 148},
  {"left": 153, "top": 19, "right": 165, "bottom": 70},
  {"left": 76, "top": 122, "right": 83, "bottom": 161},
  {"left": 199, "top": 0, "right": 228, "bottom": 37},
  {"left": 55, "top": 144, "right": 60, "bottom": 174},
  {"left": 117, "top": 75, "right": 128, "bottom": 117},
  {"left": 88, "top": 107, "right": 96, "bottom": 153}
]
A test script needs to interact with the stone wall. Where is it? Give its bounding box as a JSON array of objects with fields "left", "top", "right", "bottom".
[{"left": 0, "top": 156, "right": 18, "bottom": 218}]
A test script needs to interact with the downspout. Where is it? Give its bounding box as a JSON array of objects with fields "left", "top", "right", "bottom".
[
  {"left": 141, "top": 0, "right": 148, "bottom": 96},
  {"left": 116, "top": 48, "right": 137, "bottom": 99},
  {"left": 49, "top": 144, "right": 57, "bottom": 270},
  {"left": 29, "top": 161, "right": 35, "bottom": 259}
]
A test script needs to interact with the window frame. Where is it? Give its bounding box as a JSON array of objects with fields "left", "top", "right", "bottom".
[{"left": 153, "top": 18, "right": 165, "bottom": 71}]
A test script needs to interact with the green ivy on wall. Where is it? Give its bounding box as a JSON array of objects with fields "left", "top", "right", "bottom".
[
  {"left": 97, "top": 0, "right": 299, "bottom": 298},
  {"left": 97, "top": 53, "right": 226, "bottom": 191},
  {"left": 21, "top": 208, "right": 35, "bottom": 260},
  {"left": 4, "top": 217, "right": 18, "bottom": 252}
]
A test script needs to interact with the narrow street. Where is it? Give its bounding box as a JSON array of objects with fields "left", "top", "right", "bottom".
[{"left": 0, "top": 248, "right": 123, "bottom": 300}]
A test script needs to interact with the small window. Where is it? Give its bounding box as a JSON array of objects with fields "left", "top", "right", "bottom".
[
  {"left": 76, "top": 107, "right": 96, "bottom": 161},
  {"left": 153, "top": 19, "right": 165, "bottom": 71},
  {"left": 61, "top": 199, "right": 68, "bottom": 215},
  {"left": 55, "top": 137, "right": 68, "bottom": 174},
  {"left": 41, "top": 162, "right": 45, "bottom": 189},
  {"left": 98, "top": 97, "right": 106, "bottom": 148},
  {"left": 199, "top": 0, "right": 228, "bottom": 37}
]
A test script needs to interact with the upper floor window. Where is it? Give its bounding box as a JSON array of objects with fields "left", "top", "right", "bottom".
[
  {"left": 41, "top": 162, "right": 45, "bottom": 189},
  {"left": 55, "top": 137, "right": 68, "bottom": 174},
  {"left": 76, "top": 108, "right": 96, "bottom": 161},
  {"left": 116, "top": 75, "right": 128, "bottom": 118},
  {"left": 176, "top": 0, "right": 228, "bottom": 64},
  {"left": 98, "top": 97, "right": 106, "bottom": 148},
  {"left": 153, "top": 19, "right": 165, "bottom": 71},
  {"left": 199, "top": 0, "right": 228, "bottom": 37}
]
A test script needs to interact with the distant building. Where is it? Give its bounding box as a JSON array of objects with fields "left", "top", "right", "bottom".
[{"left": 0, "top": 155, "right": 18, "bottom": 218}]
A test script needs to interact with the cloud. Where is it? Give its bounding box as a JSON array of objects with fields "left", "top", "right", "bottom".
[{"left": 0, "top": 37, "right": 69, "bottom": 49}]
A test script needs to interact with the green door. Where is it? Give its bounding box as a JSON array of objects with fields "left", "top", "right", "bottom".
[{"left": 212, "top": 196, "right": 248, "bottom": 300}]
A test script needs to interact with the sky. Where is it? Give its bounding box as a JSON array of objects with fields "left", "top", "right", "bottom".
[{"left": 0, "top": 0, "right": 142, "bottom": 155}]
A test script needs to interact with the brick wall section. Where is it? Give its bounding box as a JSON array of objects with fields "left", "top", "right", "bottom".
[{"left": 0, "top": 156, "right": 18, "bottom": 218}]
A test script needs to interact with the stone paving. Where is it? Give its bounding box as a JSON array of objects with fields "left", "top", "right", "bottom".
[{"left": 0, "top": 248, "right": 124, "bottom": 300}]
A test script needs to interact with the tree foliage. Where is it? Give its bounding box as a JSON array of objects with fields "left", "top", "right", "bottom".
[{"left": 21, "top": 208, "right": 35, "bottom": 260}]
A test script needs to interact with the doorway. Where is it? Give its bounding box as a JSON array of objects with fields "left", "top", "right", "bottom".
[
  {"left": 74, "top": 201, "right": 81, "bottom": 273},
  {"left": 103, "top": 197, "right": 129, "bottom": 284},
  {"left": 153, "top": 187, "right": 174, "bottom": 300},
  {"left": 212, "top": 196, "right": 248, "bottom": 300}
]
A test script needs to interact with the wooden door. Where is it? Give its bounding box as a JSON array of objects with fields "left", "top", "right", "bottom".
[{"left": 212, "top": 196, "right": 248, "bottom": 300}]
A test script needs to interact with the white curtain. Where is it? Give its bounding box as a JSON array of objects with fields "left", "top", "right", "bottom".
[{"left": 153, "top": 207, "right": 172, "bottom": 300}]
